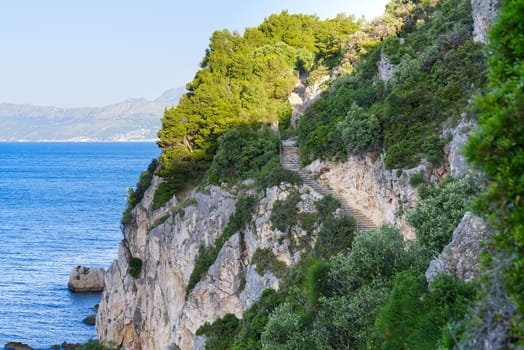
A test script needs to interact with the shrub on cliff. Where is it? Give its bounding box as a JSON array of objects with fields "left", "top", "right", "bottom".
[
  {"left": 464, "top": 0, "right": 524, "bottom": 341},
  {"left": 407, "top": 177, "right": 480, "bottom": 259},
  {"left": 297, "top": 0, "right": 486, "bottom": 169},
  {"left": 121, "top": 158, "right": 157, "bottom": 225},
  {"left": 371, "top": 271, "right": 475, "bottom": 349},
  {"left": 207, "top": 127, "right": 280, "bottom": 185}
]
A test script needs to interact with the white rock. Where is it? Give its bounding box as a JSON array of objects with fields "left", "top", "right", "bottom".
[
  {"left": 426, "top": 212, "right": 491, "bottom": 283},
  {"left": 315, "top": 155, "right": 426, "bottom": 239},
  {"left": 67, "top": 266, "right": 105, "bottom": 292},
  {"left": 471, "top": 0, "right": 498, "bottom": 44},
  {"left": 97, "top": 181, "right": 318, "bottom": 350}
]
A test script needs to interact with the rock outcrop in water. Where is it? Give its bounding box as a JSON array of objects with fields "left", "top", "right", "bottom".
[
  {"left": 67, "top": 266, "right": 105, "bottom": 293},
  {"left": 4, "top": 342, "right": 33, "bottom": 350}
]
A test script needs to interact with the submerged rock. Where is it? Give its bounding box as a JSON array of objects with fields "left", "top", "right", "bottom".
[
  {"left": 82, "top": 314, "right": 97, "bottom": 325},
  {"left": 67, "top": 266, "right": 105, "bottom": 292},
  {"left": 51, "top": 342, "right": 81, "bottom": 349},
  {"left": 4, "top": 342, "right": 33, "bottom": 350}
]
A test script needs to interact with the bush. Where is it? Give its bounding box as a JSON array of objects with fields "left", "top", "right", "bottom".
[
  {"left": 121, "top": 207, "right": 132, "bottom": 226},
  {"left": 270, "top": 192, "right": 301, "bottom": 232},
  {"left": 337, "top": 103, "right": 381, "bottom": 154},
  {"left": 152, "top": 181, "right": 177, "bottom": 211},
  {"left": 327, "top": 225, "right": 405, "bottom": 295},
  {"left": 314, "top": 195, "right": 341, "bottom": 222},
  {"left": 196, "top": 313, "right": 240, "bottom": 350},
  {"left": 208, "top": 127, "right": 280, "bottom": 185},
  {"left": 128, "top": 257, "right": 143, "bottom": 279},
  {"left": 298, "top": 212, "right": 317, "bottom": 233},
  {"left": 372, "top": 271, "right": 475, "bottom": 349},
  {"left": 312, "top": 280, "right": 390, "bottom": 350},
  {"left": 409, "top": 171, "right": 425, "bottom": 187},
  {"left": 421, "top": 134, "right": 448, "bottom": 165},
  {"left": 304, "top": 258, "right": 331, "bottom": 304},
  {"left": 407, "top": 177, "right": 480, "bottom": 257},
  {"left": 261, "top": 303, "right": 312, "bottom": 350},
  {"left": 233, "top": 288, "right": 285, "bottom": 349},
  {"left": 79, "top": 340, "right": 120, "bottom": 350},
  {"left": 314, "top": 215, "right": 356, "bottom": 258},
  {"left": 257, "top": 158, "right": 302, "bottom": 189},
  {"left": 252, "top": 248, "right": 288, "bottom": 279}
]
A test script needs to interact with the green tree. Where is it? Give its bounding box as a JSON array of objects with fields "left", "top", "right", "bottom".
[
  {"left": 464, "top": 0, "right": 524, "bottom": 335},
  {"left": 337, "top": 103, "right": 382, "bottom": 154}
]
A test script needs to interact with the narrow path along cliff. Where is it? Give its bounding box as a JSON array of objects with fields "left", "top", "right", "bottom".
[{"left": 281, "top": 138, "right": 376, "bottom": 231}]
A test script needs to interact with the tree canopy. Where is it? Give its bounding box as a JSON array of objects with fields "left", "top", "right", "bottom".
[{"left": 156, "top": 12, "right": 361, "bottom": 193}]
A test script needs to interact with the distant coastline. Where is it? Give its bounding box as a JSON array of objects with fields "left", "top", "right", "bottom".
[
  {"left": 0, "top": 88, "right": 184, "bottom": 143},
  {"left": 0, "top": 139, "right": 159, "bottom": 142}
]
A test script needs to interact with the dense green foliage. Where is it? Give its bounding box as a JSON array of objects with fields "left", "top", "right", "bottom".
[
  {"left": 314, "top": 195, "right": 341, "bottom": 222},
  {"left": 207, "top": 127, "right": 280, "bottom": 185},
  {"left": 151, "top": 181, "right": 178, "bottom": 211},
  {"left": 156, "top": 12, "right": 361, "bottom": 192},
  {"left": 464, "top": 0, "right": 524, "bottom": 342},
  {"left": 298, "top": 0, "right": 487, "bottom": 169},
  {"left": 314, "top": 215, "right": 355, "bottom": 258},
  {"left": 252, "top": 248, "right": 288, "bottom": 279},
  {"left": 256, "top": 158, "right": 302, "bottom": 189},
  {"left": 372, "top": 271, "right": 475, "bottom": 349},
  {"left": 78, "top": 340, "right": 120, "bottom": 350},
  {"left": 121, "top": 159, "right": 157, "bottom": 225},
  {"left": 205, "top": 124, "right": 301, "bottom": 191},
  {"left": 407, "top": 177, "right": 480, "bottom": 257},
  {"left": 128, "top": 256, "right": 143, "bottom": 279},
  {"left": 197, "top": 314, "right": 240, "bottom": 350},
  {"left": 187, "top": 196, "right": 258, "bottom": 293},
  {"left": 270, "top": 191, "right": 301, "bottom": 232}
]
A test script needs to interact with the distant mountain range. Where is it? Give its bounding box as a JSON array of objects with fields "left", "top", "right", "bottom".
[{"left": 0, "top": 87, "right": 186, "bottom": 142}]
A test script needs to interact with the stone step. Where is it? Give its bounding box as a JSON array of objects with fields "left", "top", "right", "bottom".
[{"left": 281, "top": 143, "right": 377, "bottom": 231}]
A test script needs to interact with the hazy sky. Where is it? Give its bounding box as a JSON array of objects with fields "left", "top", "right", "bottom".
[{"left": 0, "top": 1, "right": 389, "bottom": 107}]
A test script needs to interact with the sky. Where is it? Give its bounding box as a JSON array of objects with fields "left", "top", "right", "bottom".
[{"left": 0, "top": 1, "right": 389, "bottom": 108}]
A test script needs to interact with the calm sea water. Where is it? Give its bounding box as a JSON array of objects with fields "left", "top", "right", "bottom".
[{"left": 0, "top": 142, "right": 159, "bottom": 349}]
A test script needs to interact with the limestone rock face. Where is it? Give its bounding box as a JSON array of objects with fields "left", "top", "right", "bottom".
[
  {"left": 444, "top": 115, "right": 478, "bottom": 178},
  {"left": 67, "top": 266, "right": 105, "bottom": 292},
  {"left": 377, "top": 53, "right": 395, "bottom": 83},
  {"left": 306, "top": 155, "right": 430, "bottom": 239},
  {"left": 289, "top": 74, "right": 330, "bottom": 128},
  {"left": 426, "top": 212, "right": 491, "bottom": 282},
  {"left": 471, "top": 0, "right": 498, "bottom": 43},
  {"left": 97, "top": 180, "right": 318, "bottom": 350}
]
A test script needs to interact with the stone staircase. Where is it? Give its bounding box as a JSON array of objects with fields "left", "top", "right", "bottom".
[{"left": 281, "top": 141, "right": 376, "bottom": 231}]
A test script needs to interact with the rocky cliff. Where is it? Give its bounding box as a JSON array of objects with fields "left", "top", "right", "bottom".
[
  {"left": 471, "top": 0, "right": 498, "bottom": 43},
  {"left": 301, "top": 113, "right": 477, "bottom": 240},
  {"left": 96, "top": 2, "right": 501, "bottom": 347},
  {"left": 97, "top": 177, "right": 321, "bottom": 349}
]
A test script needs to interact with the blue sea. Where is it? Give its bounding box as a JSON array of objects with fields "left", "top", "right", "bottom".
[{"left": 0, "top": 142, "right": 159, "bottom": 349}]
